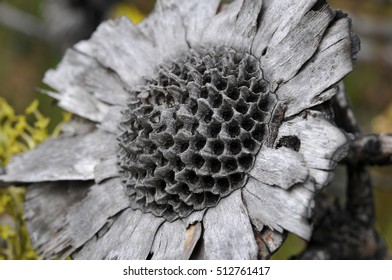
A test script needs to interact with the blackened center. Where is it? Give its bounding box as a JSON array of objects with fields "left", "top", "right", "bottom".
[{"left": 117, "top": 47, "right": 277, "bottom": 221}]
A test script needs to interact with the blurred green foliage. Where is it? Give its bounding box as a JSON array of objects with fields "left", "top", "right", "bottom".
[{"left": 0, "top": 0, "right": 391, "bottom": 259}]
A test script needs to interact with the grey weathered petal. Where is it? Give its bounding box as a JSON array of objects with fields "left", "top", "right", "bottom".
[
  {"left": 133, "top": 0, "right": 189, "bottom": 61},
  {"left": 94, "top": 155, "right": 120, "bottom": 184},
  {"left": 76, "top": 0, "right": 205, "bottom": 89},
  {"left": 202, "top": 0, "right": 262, "bottom": 52},
  {"left": 260, "top": 5, "right": 334, "bottom": 89},
  {"left": 74, "top": 17, "right": 157, "bottom": 88},
  {"left": 276, "top": 16, "right": 357, "bottom": 117},
  {"left": 44, "top": 49, "right": 128, "bottom": 121},
  {"left": 150, "top": 220, "right": 202, "bottom": 260},
  {"left": 60, "top": 116, "right": 96, "bottom": 137},
  {"left": 174, "top": 0, "right": 221, "bottom": 47},
  {"left": 252, "top": 0, "right": 318, "bottom": 57},
  {"left": 98, "top": 105, "right": 125, "bottom": 134},
  {"left": 276, "top": 113, "right": 349, "bottom": 189},
  {"left": 250, "top": 147, "right": 309, "bottom": 190},
  {"left": 202, "top": 190, "right": 258, "bottom": 260},
  {"left": 243, "top": 177, "right": 313, "bottom": 240},
  {"left": 44, "top": 49, "right": 97, "bottom": 93},
  {"left": 286, "top": 87, "right": 338, "bottom": 121},
  {"left": 74, "top": 209, "right": 164, "bottom": 260},
  {"left": 82, "top": 67, "right": 130, "bottom": 106},
  {"left": 25, "top": 178, "right": 129, "bottom": 258},
  {"left": 25, "top": 181, "right": 91, "bottom": 258},
  {"left": 46, "top": 87, "right": 110, "bottom": 123},
  {"left": 0, "top": 129, "right": 116, "bottom": 183},
  {"left": 184, "top": 209, "right": 206, "bottom": 226}
]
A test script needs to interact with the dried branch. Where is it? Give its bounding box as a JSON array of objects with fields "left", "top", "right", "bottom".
[
  {"left": 295, "top": 190, "right": 387, "bottom": 259},
  {"left": 334, "top": 84, "right": 392, "bottom": 166},
  {"left": 332, "top": 83, "right": 361, "bottom": 136},
  {"left": 295, "top": 84, "right": 388, "bottom": 259},
  {"left": 347, "top": 134, "right": 392, "bottom": 166}
]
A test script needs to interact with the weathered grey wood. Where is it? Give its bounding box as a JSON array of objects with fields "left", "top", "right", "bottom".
[
  {"left": 202, "top": 0, "right": 262, "bottom": 53},
  {"left": 74, "top": 209, "right": 164, "bottom": 259},
  {"left": 46, "top": 87, "right": 110, "bottom": 123},
  {"left": 277, "top": 16, "right": 356, "bottom": 117},
  {"left": 347, "top": 134, "right": 392, "bottom": 166},
  {"left": 97, "top": 105, "right": 125, "bottom": 134},
  {"left": 184, "top": 209, "right": 206, "bottom": 226},
  {"left": 74, "top": 17, "right": 157, "bottom": 88},
  {"left": 0, "top": 129, "right": 116, "bottom": 183},
  {"left": 243, "top": 177, "right": 313, "bottom": 240},
  {"left": 202, "top": 190, "right": 258, "bottom": 259},
  {"left": 250, "top": 147, "right": 309, "bottom": 190},
  {"left": 276, "top": 113, "right": 348, "bottom": 189},
  {"left": 44, "top": 49, "right": 112, "bottom": 122},
  {"left": 45, "top": 47, "right": 130, "bottom": 106},
  {"left": 151, "top": 220, "right": 202, "bottom": 260},
  {"left": 319, "top": 16, "right": 355, "bottom": 52},
  {"left": 260, "top": 6, "right": 334, "bottom": 90},
  {"left": 60, "top": 116, "right": 96, "bottom": 137},
  {"left": 175, "top": 0, "right": 221, "bottom": 47},
  {"left": 43, "top": 48, "right": 130, "bottom": 124},
  {"left": 24, "top": 181, "right": 91, "bottom": 257},
  {"left": 285, "top": 86, "right": 338, "bottom": 120},
  {"left": 260, "top": 228, "right": 286, "bottom": 254},
  {"left": 75, "top": 0, "right": 200, "bottom": 89},
  {"left": 94, "top": 156, "right": 120, "bottom": 184},
  {"left": 333, "top": 82, "right": 361, "bottom": 135},
  {"left": 252, "top": 0, "right": 318, "bottom": 57},
  {"left": 139, "top": 0, "right": 194, "bottom": 58},
  {"left": 62, "top": 178, "right": 129, "bottom": 252},
  {"left": 44, "top": 49, "right": 90, "bottom": 92},
  {"left": 26, "top": 178, "right": 129, "bottom": 258},
  {"left": 83, "top": 67, "right": 130, "bottom": 106}
]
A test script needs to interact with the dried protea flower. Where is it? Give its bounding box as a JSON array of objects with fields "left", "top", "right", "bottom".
[{"left": 0, "top": 0, "right": 359, "bottom": 259}]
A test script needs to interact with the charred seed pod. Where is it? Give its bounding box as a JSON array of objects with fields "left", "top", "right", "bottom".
[{"left": 117, "top": 47, "right": 278, "bottom": 221}]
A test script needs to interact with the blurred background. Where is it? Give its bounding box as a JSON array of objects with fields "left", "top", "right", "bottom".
[{"left": 0, "top": 0, "right": 391, "bottom": 259}]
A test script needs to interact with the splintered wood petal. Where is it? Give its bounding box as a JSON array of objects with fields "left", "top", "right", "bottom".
[
  {"left": 243, "top": 178, "right": 313, "bottom": 240},
  {"left": 25, "top": 178, "right": 129, "bottom": 258},
  {"left": 0, "top": 130, "right": 116, "bottom": 183},
  {"left": 202, "top": 190, "right": 258, "bottom": 259},
  {"left": 250, "top": 147, "right": 309, "bottom": 189},
  {"left": 149, "top": 221, "right": 202, "bottom": 260}
]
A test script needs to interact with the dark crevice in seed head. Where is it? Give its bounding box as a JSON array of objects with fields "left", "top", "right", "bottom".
[
  {"left": 276, "top": 135, "right": 301, "bottom": 152},
  {"left": 117, "top": 47, "right": 277, "bottom": 221}
]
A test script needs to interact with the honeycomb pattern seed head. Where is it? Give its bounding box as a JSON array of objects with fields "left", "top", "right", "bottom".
[{"left": 117, "top": 47, "right": 278, "bottom": 221}]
